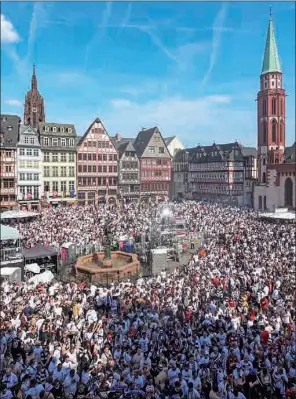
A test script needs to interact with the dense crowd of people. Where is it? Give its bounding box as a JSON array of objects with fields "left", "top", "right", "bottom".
[
  {"left": 17, "top": 204, "right": 155, "bottom": 249},
  {"left": 0, "top": 201, "right": 295, "bottom": 399}
]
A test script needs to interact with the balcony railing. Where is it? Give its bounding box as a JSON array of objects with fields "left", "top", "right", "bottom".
[{"left": 0, "top": 247, "right": 23, "bottom": 262}]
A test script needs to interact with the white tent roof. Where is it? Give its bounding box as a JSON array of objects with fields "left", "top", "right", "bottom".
[
  {"left": 1, "top": 210, "right": 39, "bottom": 220},
  {"left": 1, "top": 225, "right": 19, "bottom": 240},
  {"left": 0, "top": 267, "right": 21, "bottom": 276}
]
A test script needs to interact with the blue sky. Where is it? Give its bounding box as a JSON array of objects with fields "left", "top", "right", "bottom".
[{"left": 1, "top": 1, "right": 295, "bottom": 147}]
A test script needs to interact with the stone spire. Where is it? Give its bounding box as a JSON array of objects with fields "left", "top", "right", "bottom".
[
  {"left": 31, "top": 64, "right": 37, "bottom": 90},
  {"left": 261, "top": 11, "right": 281, "bottom": 75},
  {"left": 24, "top": 64, "right": 45, "bottom": 127}
]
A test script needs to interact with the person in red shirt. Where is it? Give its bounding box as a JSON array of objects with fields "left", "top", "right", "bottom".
[
  {"left": 213, "top": 277, "right": 219, "bottom": 287},
  {"left": 260, "top": 329, "right": 269, "bottom": 345},
  {"left": 260, "top": 296, "right": 270, "bottom": 310}
]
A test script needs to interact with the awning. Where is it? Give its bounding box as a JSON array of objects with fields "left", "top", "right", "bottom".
[
  {"left": 23, "top": 243, "right": 58, "bottom": 260},
  {"left": 1, "top": 210, "right": 40, "bottom": 220},
  {"left": 48, "top": 197, "right": 76, "bottom": 203},
  {"left": 0, "top": 225, "right": 20, "bottom": 240},
  {"left": 0, "top": 267, "right": 21, "bottom": 276}
]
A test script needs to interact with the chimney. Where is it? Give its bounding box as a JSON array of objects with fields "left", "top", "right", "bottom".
[{"left": 115, "top": 133, "right": 121, "bottom": 142}]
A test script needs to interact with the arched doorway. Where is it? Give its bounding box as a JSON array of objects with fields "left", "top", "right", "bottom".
[{"left": 284, "top": 178, "right": 293, "bottom": 207}]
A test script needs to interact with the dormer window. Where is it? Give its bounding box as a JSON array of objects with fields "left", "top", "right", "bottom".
[
  {"left": 60, "top": 127, "right": 64, "bottom": 133},
  {"left": 7, "top": 126, "right": 13, "bottom": 131},
  {"left": 1, "top": 116, "right": 7, "bottom": 122},
  {"left": 52, "top": 126, "right": 57, "bottom": 133},
  {"left": 68, "top": 127, "right": 72, "bottom": 133},
  {"left": 45, "top": 126, "right": 49, "bottom": 132}
]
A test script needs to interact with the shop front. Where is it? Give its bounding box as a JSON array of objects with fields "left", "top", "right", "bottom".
[
  {"left": 18, "top": 193, "right": 40, "bottom": 211},
  {"left": 46, "top": 191, "right": 77, "bottom": 207}
]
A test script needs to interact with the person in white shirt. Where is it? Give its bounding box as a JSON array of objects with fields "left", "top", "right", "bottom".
[
  {"left": 2, "top": 369, "right": 18, "bottom": 391},
  {"left": 63, "top": 369, "right": 79, "bottom": 396}
]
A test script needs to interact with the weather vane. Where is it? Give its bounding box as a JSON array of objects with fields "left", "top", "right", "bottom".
[{"left": 269, "top": 6, "right": 272, "bottom": 17}]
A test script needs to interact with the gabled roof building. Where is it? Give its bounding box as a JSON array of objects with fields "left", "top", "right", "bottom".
[
  {"left": 114, "top": 137, "right": 140, "bottom": 201},
  {"left": 0, "top": 114, "right": 21, "bottom": 210},
  {"left": 133, "top": 127, "right": 172, "bottom": 201},
  {"left": 172, "top": 142, "right": 257, "bottom": 207},
  {"left": 76, "top": 118, "right": 118, "bottom": 205}
]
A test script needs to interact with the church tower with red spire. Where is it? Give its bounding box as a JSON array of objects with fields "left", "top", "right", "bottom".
[
  {"left": 24, "top": 65, "right": 45, "bottom": 128},
  {"left": 257, "top": 11, "right": 286, "bottom": 184}
]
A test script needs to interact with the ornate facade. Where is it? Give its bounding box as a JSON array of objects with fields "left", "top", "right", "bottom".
[
  {"left": 113, "top": 134, "right": 140, "bottom": 201},
  {"left": 76, "top": 118, "right": 118, "bottom": 205},
  {"left": 24, "top": 65, "right": 45, "bottom": 128},
  {"left": 39, "top": 122, "right": 77, "bottom": 205},
  {"left": 172, "top": 143, "right": 257, "bottom": 207},
  {"left": 17, "top": 125, "right": 42, "bottom": 210},
  {"left": 0, "top": 114, "right": 20, "bottom": 209},
  {"left": 133, "top": 127, "right": 172, "bottom": 201}
]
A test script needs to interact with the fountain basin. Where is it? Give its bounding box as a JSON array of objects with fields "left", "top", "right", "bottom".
[{"left": 75, "top": 251, "right": 140, "bottom": 284}]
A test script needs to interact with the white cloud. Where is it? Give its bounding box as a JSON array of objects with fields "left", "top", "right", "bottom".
[
  {"left": 5, "top": 99, "right": 22, "bottom": 107},
  {"left": 102, "top": 94, "right": 256, "bottom": 147},
  {"left": 202, "top": 3, "right": 229, "bottom": 86},
  {"left": 1, "top": 14, "right": 20, "bottom": 43}
]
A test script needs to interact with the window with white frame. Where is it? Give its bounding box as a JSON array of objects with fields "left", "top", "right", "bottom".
[
  {"left": 34, "top": 173, "right": 39, "bottom": 181},
  {"left": 69, "top": 181, "right": 75, "bottom": 192},
  {"left": 60, "top": 127, "right": 64, "bottom": 133},
  {"left": 52, "top": 138, "right": 58, "bottom": 146},
  {"left": 20, "top": 186, "right": 26, "bottom": 198},
  {"left": 45, "top": 126, "right": 49, "bottom": 132},
  {"left": 24, "top": 136, "right": 29, "bottom": 144},
  {"left": 69, "top": 138, "right": 74, "bottom": 147},
  {"left": 69, "top": 166, "right": 75, "bottom": 177},
  {"left": 52, "top": 166, "right": 59, "bottom": 177},
  {"left": 19, "top": 173, "right": 25, "bottom": 180},
  {"left": 44, "top": 152, "right": 50, "bottom": 162},
  {"left": 61, "top": 138, "right": 66, "bottom": 147},
  {"left": 68, "top": 128, "right": 72, "bottom": 133},
  {"left": 61, "top": 153, "right": 66, "bottom": 162},
  {"left": 27, "top": 173, "right": 33, "bottom": 181},
  {"left": 52, "top": 181, "right": 58, "bottom": 191},
  {"left": 26, "top": 149, "right": 32, "bottom": 156},
  {"left": 30, "top": 137, "right": 35, "bottom": 144},
  {"left": 52, "top": 126, "right": 57, "bottom": 132},
  {"left": 61, "top": 181, "right": 67, "bottom": 192},
  {"left": 69, "top": 153, "right": 74, "bottom": 162},
  {"left": 33, "top": 149, "right": 39, "bottom": 157},
  {"left": 44, "top": 137, "right": 49, "bottom": 146},
  {"left": 44, "top": 167, "right": 50, "bottom": 177},
  {"left": 20, "top": 149, "right": 25, "bottom": 156}
]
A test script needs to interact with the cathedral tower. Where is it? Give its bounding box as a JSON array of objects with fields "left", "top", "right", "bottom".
[
  {"left": 24, "top": 65, "right": 45, "bottom": 128},
  {"left": 257, "top": 12, "right": 286, "bottom": 184}
]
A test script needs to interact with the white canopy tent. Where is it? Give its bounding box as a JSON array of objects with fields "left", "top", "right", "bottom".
[
  {"left": 1, "top": 225, "right": 19, "bottom": 240},
  {"left": 24, "top": 263, "right": 40, "bottom": 274},
  {"left": 1, "top": 210, "right": 40, "bottom": 220}
]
